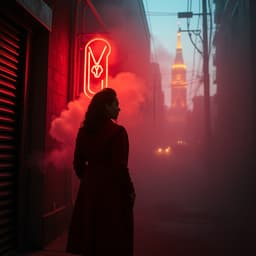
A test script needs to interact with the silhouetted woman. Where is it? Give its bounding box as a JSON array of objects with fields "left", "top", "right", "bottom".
[{"left": 66, "top": 88, "right": 135, "bottom": 256}]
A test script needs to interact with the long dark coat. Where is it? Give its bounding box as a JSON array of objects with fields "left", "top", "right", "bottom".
[{"left": 66, "top": 119, "right": 135, "bottom": 256}]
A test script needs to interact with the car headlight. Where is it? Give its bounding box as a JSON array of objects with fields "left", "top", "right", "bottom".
[
  {"left": 155, "top": 146, "right": 172, "bottom": 155},
  {"left": 156, "top": 147, "right": 163, "bottom": 154}
]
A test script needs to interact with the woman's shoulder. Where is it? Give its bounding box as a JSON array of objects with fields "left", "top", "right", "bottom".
[
  {"left": 103, "top": 120, "right": 127, "bottom": 140},
  {"left": 109, "top": 120, "right": 127, "bottom": 133}
]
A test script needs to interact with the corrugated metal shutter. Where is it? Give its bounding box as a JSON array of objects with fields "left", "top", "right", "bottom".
[{"left": 0, "top": 15, "right": 26, "bottom": 255}]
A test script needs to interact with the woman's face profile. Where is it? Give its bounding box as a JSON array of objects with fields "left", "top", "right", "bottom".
[{"left": 106, "top": 97, "right": 120, "bottom": 120}]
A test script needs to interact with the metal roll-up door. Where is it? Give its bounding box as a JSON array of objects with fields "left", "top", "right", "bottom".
[{"left": 0, "top": 15, "right": 26, "bottom": 255}]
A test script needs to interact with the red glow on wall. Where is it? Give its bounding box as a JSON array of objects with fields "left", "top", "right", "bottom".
[{"left": 84, "top": 38, "right": 111, "bottom": 98}]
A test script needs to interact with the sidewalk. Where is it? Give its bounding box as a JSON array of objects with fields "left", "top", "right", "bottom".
[
  {"left": 23, "top": 231, "right": 71, "bottom": 256},
  {"left": 23, "top": 211, "right": 215, "bottom": 256}
]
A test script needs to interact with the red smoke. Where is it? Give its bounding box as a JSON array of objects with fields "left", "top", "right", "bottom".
[
  {"left": 46, "top": 93, "right": 89, "bottom": 169},
  {"left": 46, "top": 72, "right": 148, "bottom": 170},
  {"left": 109, "top": 72, "right": 147, "bottom": 124}
]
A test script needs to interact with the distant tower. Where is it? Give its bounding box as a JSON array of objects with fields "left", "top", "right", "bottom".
[
  {"left": 171, "top": 29, "right": 187, "bottom": 109},
  {"left": 167, "top": 29, "right": 188, "bottom": 142}
]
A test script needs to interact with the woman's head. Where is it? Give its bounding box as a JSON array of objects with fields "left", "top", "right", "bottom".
[{"left": 83, "top": 88, "right": 120, "bottom": 132}]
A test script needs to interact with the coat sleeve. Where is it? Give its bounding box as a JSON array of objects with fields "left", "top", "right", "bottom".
[
  {"left": 111, "top": 126, "right": 135, "bottom": 195},
  {"left": 73, "top": 128, "right": 86, "bottom": 179}
]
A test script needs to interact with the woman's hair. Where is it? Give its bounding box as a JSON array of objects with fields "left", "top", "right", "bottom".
[{"left": 83, "top": 88, "right": 117, "bottom": 133}]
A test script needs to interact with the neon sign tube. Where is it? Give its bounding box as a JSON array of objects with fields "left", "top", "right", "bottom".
[{"left": 83, "top": 38, "right": 111, "bottom": 98}]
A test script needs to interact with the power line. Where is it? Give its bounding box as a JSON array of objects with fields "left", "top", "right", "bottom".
[
  {"left": 146, "top": 11, "right": 177, "bottom": 16},
  {"left": 189, "top": 0, "right": 203, "bottom": 99}
]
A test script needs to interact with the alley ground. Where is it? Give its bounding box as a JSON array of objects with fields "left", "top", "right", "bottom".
[{"left": 22, "top": 147, "right": 251, "bottom": 256}]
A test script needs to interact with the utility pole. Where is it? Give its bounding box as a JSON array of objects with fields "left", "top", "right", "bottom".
[
  {"left": 202, "top": 0, "right": 211, "bottom": 149},
  {"left": 178, "top": 1, "right": 211, "bottom": 152}
]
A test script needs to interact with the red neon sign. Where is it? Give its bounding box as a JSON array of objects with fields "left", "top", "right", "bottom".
[{"left": 84, "top": 38, "right": 111, "bottom": 98}]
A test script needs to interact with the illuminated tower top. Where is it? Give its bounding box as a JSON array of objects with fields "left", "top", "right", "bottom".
[
  {"left": 176, "top": 29, "right": 182, "bottom": 49},
  {"left": 171, "top": 29, "right": 187, "bottom": 109},
  {"left": 172, "top": 29, "right": 186, "bottom": 74}
]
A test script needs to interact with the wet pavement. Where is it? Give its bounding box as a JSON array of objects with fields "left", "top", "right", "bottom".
[
  {"left": 22, "top": 194, "right": 223, "bottom": 256},
  {"left": 23, "top": 214, "right": 214, "bottom": 256},
  {"left": 21, "top": 150, "right": 253, "bottom": 256}
]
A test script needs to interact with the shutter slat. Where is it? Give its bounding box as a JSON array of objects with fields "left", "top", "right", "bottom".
[
  {"left": 0, "top": 154, "right": 15, "bottom": 161},
  {"left": 0, "top": 40, "right": 19, "bottom": 58},
  {"left": 0, "top": 92, "right": 16, "bottom": 102},
  {"left": 0, "top": 33, "right": 20, "bottom": 50},
  {"left": 0, "top": 49, "right": 19, "bottom": 64},
  {"left": 0, "top": 73, "right": 17, "bottom": 83},
  {"left": 0, "top": 116, "right": 15, "bottom": 123},
  {"left": 0, "top": 190, "right": 12, "bottom": 198},
  {"left": 0, "top": 145, "right": 15, "bottom": 151},
  {"left": 0, "top": 98, "right": 15, "bottom": 107},
  {"left": 0, "top": 125, "right": 15, "bottom": 132},
  {"left": 0, "top": 78, "right": 18, "bottom": 91},
  {"left": 0, "top": 135, "right": 15, "bottom": 141},
  {"left": 0, "top": 57, "right": 18, "bottom": 71},
  {"left": 0, "top": 163, "right": 15, "bottom": 169},
  {"left": 0, "top": 172, "right": 14, "bottom": 179},
  {"left": 0, "top": 19, "right": 21, "bottom": 41},
  {"left": 0, "top": 16, "right": 25, "bottom": 255},
  {"left": 0, "top": 15, "right": 25, "bottom": 254},
  {"left": 0, "top": 181, "right": 13, "bottom": 190},
  {"left": 0, "top": 107, "right": 15, "bottom": 115},
  {"left": 0, "top": 136, "right": 15, "bottom": 142},
  {"left": 0, "top": 64, "right": 18, "bottom": 78}
]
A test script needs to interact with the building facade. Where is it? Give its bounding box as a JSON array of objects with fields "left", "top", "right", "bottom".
[
  {"left": 212, "top": 0, "right": 256, "bottom": 249},
  {"left": 0, "top": 0, "right": 150, "bottom": 254}
]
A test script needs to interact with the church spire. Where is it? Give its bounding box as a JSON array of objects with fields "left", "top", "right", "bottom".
[
  {"left": 171, "top": 29, "right": 187, "bottom": 109},
  {"left": 176, "top": 28, "right": 182, "bottom": 49},
  {"left": 174, "top": 28, "right": 185, "bottom": 65}
]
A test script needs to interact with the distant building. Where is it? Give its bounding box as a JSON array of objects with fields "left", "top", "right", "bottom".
[
  {"left": 167, "top": 29, "right": 188, "bottom": 142},
  {"left": 171, "top": 29, "right": 188, "bottom": 110},
  {"left": 150, "top": 62, "right": 165, "bottom": 122}
]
